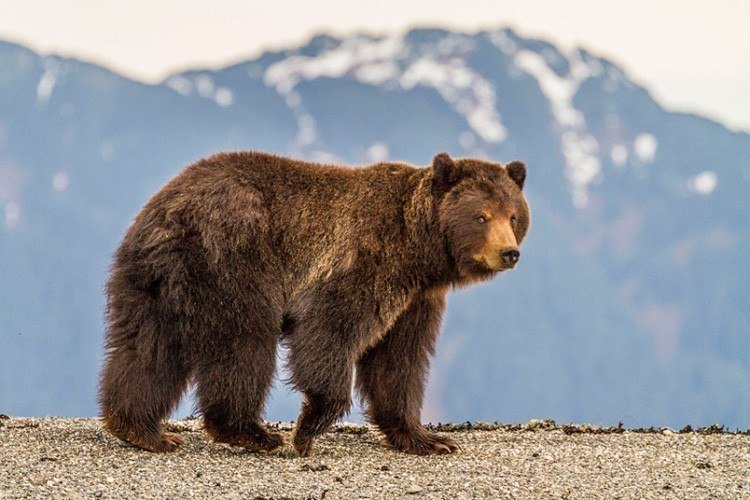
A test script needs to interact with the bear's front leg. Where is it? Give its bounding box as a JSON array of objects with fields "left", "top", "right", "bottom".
[{"left": 356, "top": 289, "right": 460, "bottom": 455}]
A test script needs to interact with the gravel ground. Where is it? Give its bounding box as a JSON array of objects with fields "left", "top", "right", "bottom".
[{"left": 1, "top": 417, "right": 749, "bottom": 499}]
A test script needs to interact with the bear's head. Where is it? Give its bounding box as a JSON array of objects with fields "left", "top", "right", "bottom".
[{"left": 432, "top": 153, "right": 530, "bottom": 281}]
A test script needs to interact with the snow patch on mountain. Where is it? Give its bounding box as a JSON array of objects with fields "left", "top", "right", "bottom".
[
  {"left": 487, "top": 31, "right": 517, "bottom": 55},
  {"left": 365, "top": 142, "right": 390, "bottom": 162},
  {"left": 511, "top": 47, "right": 603, "bottom": 207},
  {"left": 399, "top": 57, "right": 506, "bottom": 142},
  {"left": 4, "top": 201, "right": 20, "bottom": 229},
  {"left": 354, "top": 61, "right": 400, "bottom": 85},
  {"left": 214, "top": 88, "right": 234, "bottom": 107},
  {"left": 165, "top": 74, "right": 234, "bottom": 107},
  {"left": 36, "top": 58, "right": 59, "bottom": 106},
  {"left": 194, "top": 75, "right": 234, "bottom": 107},
  {"left": 166, "top": 76, "right": 192, "bottom": 96},
  {"left": 272, "top": 88, "right": 316, "bottom": 149},
  {"left": 513, "top": 50, "right": 585, "bottom": 127},
  {"left": 264, "top": 34, "right": 507, "bottom": 144},
  {"left": 52, "top": 172, "right": 69, "bottom": 192},
  {"left": 633, "top": 133, "right": 658, "bottom": 163},
  {"left": 610, "top": 144, "right": 628, "bottom": 166},
  {"left": 264, "top": 36, "right": 403, "bottom": 150},
  {"left": 165, "top": 76, "right": 191, "bottom": 95},
  {"left": 265, "top": 36, "right": 404, "bottom": 93},
  {"left": 688, "top": 171, "right": 717, "bottom": 195}
]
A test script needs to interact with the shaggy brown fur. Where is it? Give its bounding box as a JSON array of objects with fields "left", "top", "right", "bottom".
[{"left": 99, "top": 151, "right": 529, "bottom": 456}]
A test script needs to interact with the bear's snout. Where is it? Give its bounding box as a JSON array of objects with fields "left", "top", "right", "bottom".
[{"left": 500, "top": 247, "right": 520, "bottom": 267}]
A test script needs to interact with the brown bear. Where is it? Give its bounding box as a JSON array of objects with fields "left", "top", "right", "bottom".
[{"left": 99, "top": 151, "right": 529, "bottom": 456}]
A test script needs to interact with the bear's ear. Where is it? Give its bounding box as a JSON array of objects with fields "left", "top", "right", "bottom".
[
  {"left": 505, "top": 161, "right": 526, "bottom": 190},
  {"left": 432, "top": 153, "right": 457, "bottom": 194}
]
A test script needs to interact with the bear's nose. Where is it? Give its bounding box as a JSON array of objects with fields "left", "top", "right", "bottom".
[{"left": 500, "top": 247, "right": 520, "bottom": 266}]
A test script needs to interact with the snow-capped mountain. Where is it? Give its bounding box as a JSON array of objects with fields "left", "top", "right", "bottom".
[{"left": 1, "top": 28, "right": 748, "bottom": 427}]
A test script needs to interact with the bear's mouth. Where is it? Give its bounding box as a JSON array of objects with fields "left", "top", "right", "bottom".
[
  {"left": 474, "top": 255, "right": 516, "bottom": 273},
  {"left": 463, "top": 257, "right": 507, "bottom": 277}
]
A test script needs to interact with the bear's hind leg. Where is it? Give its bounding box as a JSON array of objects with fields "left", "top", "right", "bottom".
[
  {"left": 193, "top": 308, "right": 283, "bottom": 452},
  {"left": 287, "top": 332, "right": 354, "bottom": 456},
  {"left": 99, "top": 309, "right": 191, "bottom": 452},
  {"left": 292, "top": 389, "right": 351, "bottom": 457}
]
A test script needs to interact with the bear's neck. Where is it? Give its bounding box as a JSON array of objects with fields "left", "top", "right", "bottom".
[{"left": 402, "top": 169, "right": 461, "bottom": 289}]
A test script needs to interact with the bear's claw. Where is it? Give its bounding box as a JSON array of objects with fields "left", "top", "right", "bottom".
[
  {"left": 384, "top": 429, "right": 461, "bottom": 456},
  {"left": 292, "top": 430, "right": 315, "bottom": 457},
  {"left": 134, "top": 432, "right": 184, "bottom": 453},
  {"left": 238, "top": 431, "right": 285, "bottom": 452},
  {"left": 206, "top": 424, "right": 285, "bottom": 452}
]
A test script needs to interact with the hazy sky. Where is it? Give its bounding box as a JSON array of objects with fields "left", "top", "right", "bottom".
[{"left": 2, "top": 0, "right": 748, "bottom": 131}]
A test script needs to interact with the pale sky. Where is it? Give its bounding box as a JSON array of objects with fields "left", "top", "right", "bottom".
[{"left": 2, "top": 0, "right": 748, "bottom": 131}]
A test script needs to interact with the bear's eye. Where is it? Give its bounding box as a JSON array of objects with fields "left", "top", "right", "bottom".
[
  {"left": 510, "top": 215, "right": 518, "bottom": 226},
  {"left": 476, "top": 216, "right": 487, "bottom": 224}
]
